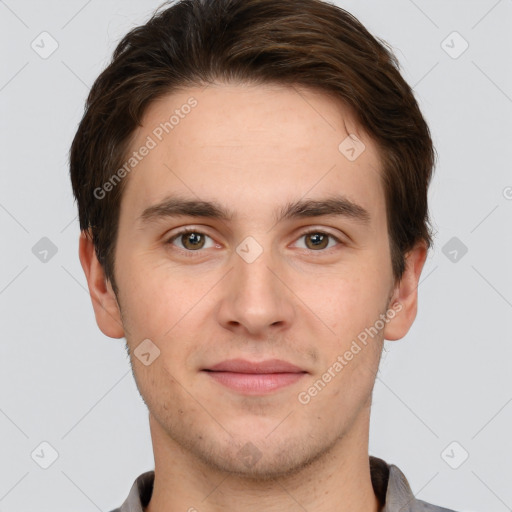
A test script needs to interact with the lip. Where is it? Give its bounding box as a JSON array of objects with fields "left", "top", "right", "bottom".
[
  {"left": 206, "top": 358, "right": 305, "bottom": 374},
  {"left": 203, "top": 358, "right": 307, "bottom": 395}
]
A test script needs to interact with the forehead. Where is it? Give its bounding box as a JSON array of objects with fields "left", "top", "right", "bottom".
[{"left": 119, "top": 82, "right": 385, "bottom": 224}]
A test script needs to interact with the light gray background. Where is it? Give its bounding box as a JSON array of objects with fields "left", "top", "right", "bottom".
[{"left": 1, "top": 1, "right": 511, "bottom": 511}]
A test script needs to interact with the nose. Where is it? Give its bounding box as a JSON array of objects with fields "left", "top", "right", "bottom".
[{"left": 216, "top": 241, "right": 296, "bottom": 337}]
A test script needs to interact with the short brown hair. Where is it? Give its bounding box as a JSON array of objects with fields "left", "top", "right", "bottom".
[{"left": 70, "top": 0, "right": 436, "bottom": 293}]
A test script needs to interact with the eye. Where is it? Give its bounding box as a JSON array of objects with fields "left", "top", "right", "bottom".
[
  {"left": 166, "top": 228, "right": 217, "bottom": 251},
  {"left": 293, "top": 230, "right": 342, "bottom": 251},
  {"left": 165, "top": 228, "right": 344, "bottom": 254}
]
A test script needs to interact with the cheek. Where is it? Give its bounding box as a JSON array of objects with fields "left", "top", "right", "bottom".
[
  {"left": 133, "top": 356, "right": 203, "bottom": 428},
  {"left": 307, "top": 278, "right": 390, "bottom": 382},
  {"left": 116, "top": 255, "right": 223, "bottom": 356},
  {"left": 115, "top": 256, "right": 176, "bottom": 339},
  {"left": 318, "top": 265, "right": 387, "bottom": 325}
]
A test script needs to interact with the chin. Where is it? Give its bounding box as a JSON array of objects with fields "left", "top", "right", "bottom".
[{"left": 185, "top": 427, "right": 338, "bottom": 482}]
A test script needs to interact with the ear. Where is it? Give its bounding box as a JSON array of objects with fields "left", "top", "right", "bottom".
[
  {"left": 383, "top": 240, "right": 428, "bottom": 341},
  {"left": 78, "top": 230, "right": 125, "bottom": 339}
]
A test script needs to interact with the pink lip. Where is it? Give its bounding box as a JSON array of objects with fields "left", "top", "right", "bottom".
[
  {"left": 203, "top": 358, "right": 307, "bottom": 395},
  {"left": 207, "top": 358, "right": 305, "bottom": 373}
]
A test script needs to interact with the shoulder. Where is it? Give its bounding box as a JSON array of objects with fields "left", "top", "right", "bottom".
[
  {"left": 412, "top": 499, "right": 459, "bottom": 511},
  {"left": 379, "top": 459, "right": 459, "bottom": 512}
]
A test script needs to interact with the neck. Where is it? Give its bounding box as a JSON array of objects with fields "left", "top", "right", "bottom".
[{"left": 145, "top": 410, "right": 381, "bottom": 512}]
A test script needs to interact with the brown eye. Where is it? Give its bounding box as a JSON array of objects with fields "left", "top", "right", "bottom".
[
  {"left": 167, "top": 229, "right": 215, "bottom": 251},
  {"left": 294, "top": 230, "right": 342, "bottom": 251},
  {"left": 304, "top": 232, "right": 330, "bottom": 250},
  {"left": 181, "top": 232, "right": 205, "bottom": 250}
]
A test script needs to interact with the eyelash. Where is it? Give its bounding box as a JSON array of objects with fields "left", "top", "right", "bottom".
[{"left": 165, "top": 227, "right": 344, "bottom": 256}]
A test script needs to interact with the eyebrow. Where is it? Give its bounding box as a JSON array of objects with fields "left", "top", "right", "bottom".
[{"left": 138, "top": 194, "right": 371, "bottom": 227}]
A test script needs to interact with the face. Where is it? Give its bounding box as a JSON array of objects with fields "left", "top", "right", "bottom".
[{"left": 83, "top": 82, "right": 423, "bottom": 480}]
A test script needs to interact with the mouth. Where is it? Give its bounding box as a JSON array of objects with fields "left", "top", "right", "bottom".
[{"left": 202, "top": 358, "right": 308, "bottom": 395}]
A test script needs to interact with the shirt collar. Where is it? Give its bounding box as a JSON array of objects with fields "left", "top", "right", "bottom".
[{"left": 116, "top": 456, "right": 438, "bottom": 512}]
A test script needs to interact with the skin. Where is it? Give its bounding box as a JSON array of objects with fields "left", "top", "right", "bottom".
[{"left": 79, "top": 82, "right": 427, "bottom": 512}]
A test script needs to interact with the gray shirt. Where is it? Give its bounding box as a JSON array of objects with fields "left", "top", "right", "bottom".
[{"left": 109, "top": 456, "right": 458, "bottom": 512}]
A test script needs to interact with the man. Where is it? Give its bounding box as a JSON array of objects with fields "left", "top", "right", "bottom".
[{"left": 70, "top": 0, "right": 458, "bottom": 510}]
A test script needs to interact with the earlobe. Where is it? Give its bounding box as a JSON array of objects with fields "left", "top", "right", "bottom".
[
  {"left": 383, "top": 241, "right": 428, "bottom": 341},
  {"left": 78, "top": 230, "right": 125, "bottom": 339}
]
